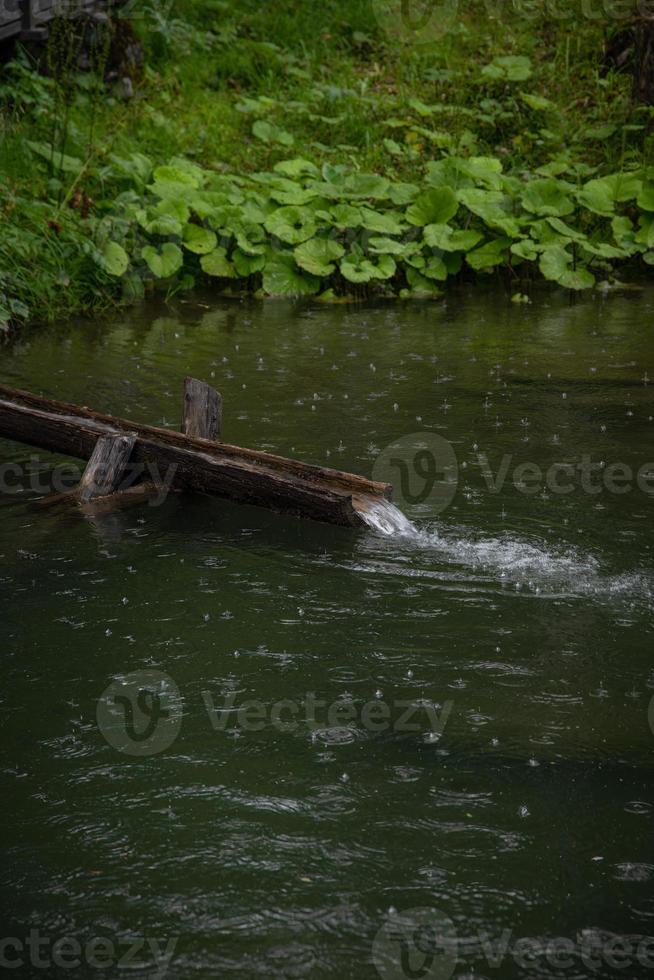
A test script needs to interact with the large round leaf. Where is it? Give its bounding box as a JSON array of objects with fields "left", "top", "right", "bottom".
[
  {"left": 342, "top": 173, "right": 390, "bottom": 200},
  {"left": 577, "top": 173, "right": 643, "bottom": 216},
  {"left": 539, "top": 245, "right": 571, "bottom": 282},
  {"left": 294, "top": 238, "right": 345, "bottom": 276},
  {"left": 141, "top": 243, "right": 183, "bottom": 279},
  {"left": 404, "top": 267, "right": 443, "bottom": 296},
  {"left": 637, "top": 183, "right": 654, "bottom": 212},
  {"left": 388, "top": 182, "right": 420, "bottom": 206},
  {"left": 521, "top": 179, "right": 574, "bottom": 217},
  {"left": 359, "top": 208, "right": 404, "bottom": 235},
  {"left": 262, "top": 253, "right": 320, "bottom": 296},
  {"left": 232, "top": 248, "right": 265, "bottom": 277},
  {"left": 101, "top": 241, "right": 129, "bottom": 277},
  {"left": 458, "top": 189, "right": 521, "bottom": 237},
  {"left": 182, "top": 224, "right": 218, "bottom": 255},
  {"left": 325, "top": 204, "right": 362, "bottom": 228},
  {"left": 264, "top": 206, "right": 317, "bottom": 245},
  {"left": 201, "top": 247, "right": 236, "bottom": 278},
  {"left": 340, "top": 249, "right": 396, "bottom": 283},
  {"left": 466, "top": 238, "right": 511, "bottom": 271},
  {"left": 233, "top": 222, "right": 267, "bottom": 256},
  {"left": 424, "top": 223, "right": 483, "bottom": 252},
  {"left": 559, "top": 268, "right": 595, "bottom": 290},
  {"left": 273, "top": 158, "right": 320, "bottom": 178},
  {"left": 152, "top": 164, "right": 200, "bottom": 188},
  {"left": 419, "top": 255, "right": 449, "bottom": 281},
  {"left": 368, "top": 237, "right": 419, "bottom": 257},
  {"left": 406, "top": 188, "right": 458, "bottom": 226}
]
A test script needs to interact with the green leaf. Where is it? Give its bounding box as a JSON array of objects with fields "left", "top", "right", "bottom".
[
  {"left": 511, "top": 239, "right": 539, "bottom": 261},
  {"left": 406, "top": 188, "right": 458, "bottom": 226},
  {"left": 636, "top": 214, "right": 654, "bottom": 249},
  {"left": 420, "top": 255, "right": 449, "bottom": 281},
  {"left": 559, "top": 268, "right": 595, "bottom": 290},
  {"left": 26, "top": 140, "right": 83, "bottom": 174},
  {"left": 368, "top": 236, "right": 419, "bottom": 256},
  {"left": 100, "top": 241, "right": 129, "bottom": 277},
  {"left": 326, "top": 204, "right": 362, "bottom": 228},
  {"left": 252, "top": 119, "right": 294, "bottom": 146},
  {"left": 182, "top": 224, "right": 218, "bottom": 255},
  {"left": 273, "top": 158, "right": 319, "bottom": 178},
  {"left": 233, "top": 222, "right": 267, "bottom": 255},
  {"left": 582, "top": 123, "right": 617, "bottom": 140},
  {"left": 262, "top": 252, "right": 320, "bottom": 296},
  {"left": 545, "top": 217, "right": 587, "bottom": 242},
  {"left": 294, "top": 237, "right": 345, "bottom": 276},
  {"left": 359, "top": 207, "right": 404, "bottom": 235},
  {"left": 481, "top": 55, "right": 532, "bottom": 81},
  {"left": 637, "top": 182, "right": 654, "bottom": 211},
  {"left": 232, "top": 248, "right": 265, "bottom": 277},
  {"left": 424, "top": 224, "right": 483, "bottom": 252},
  {"left": 539, "top": 245, "right": 571, "bottom": 282},
  {"left": 388, "top": 182, "right": 420, "bottom": 206},
  {"left": 521, "top": 179, "right": 574, "bottom": 217},
  {"left": 457, "top": 156, "right": 504, "bottom": 189},
  {"left": 611, "top": 216, "right": 642, "bottom": 256},
  {"left": 342, "top": 173, "right": 390, "bottom": 200},
  {"left": 153, "top": 197, "right": 191, "bottom": 224},
  {"left": 458, "top": 189, "right": 521, "bottom": 237},
  {"left": 152, "top": 164, "right": 200, "bottom": 188},
  {"left": 466, "top": 237, "right": 511, "bottom": 270},
  {"left": 405, "top": 267, "right": 442, "bottom": 296},
  {"left": 340, "top": 248, "right": 396, "bottom": 283},
  {"left": 264, "top": 206, "right": 317, "bottom": 244},
  {"left": 201, "top": 247, "right": 236, "bottom": 278},
  {"left": 140, "top": 212, "right": 184, "bottom": 236},
  {"left": 577, "top": 173, "right": 643, "bottom": 215},
  {"left": 269, "top": 185, "right": 319, "bottom": 206},
  {"left": 141, "top": 243, "right": 184, "bottom": 279},
  {"left": 521, "top": 92, "right": 554, "bottom": 111},
  {"left": 580, "top": 241, "right": 625, "bottom": 259}
]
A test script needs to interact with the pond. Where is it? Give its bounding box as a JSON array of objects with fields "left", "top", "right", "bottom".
[{"left": 1, "top": 286, "right": 653, "bottom": 979}]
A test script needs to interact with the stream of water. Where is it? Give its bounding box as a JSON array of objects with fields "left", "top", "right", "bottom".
[{"left": 0, "top": 286, "right": 653, "bottom": 978}]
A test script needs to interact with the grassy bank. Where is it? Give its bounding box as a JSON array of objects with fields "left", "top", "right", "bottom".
[{"left": 1, "top": 0, "right": 653, "bottom": 330}]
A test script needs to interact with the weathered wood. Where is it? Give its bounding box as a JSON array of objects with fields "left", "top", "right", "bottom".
[
  {"left": 36, "top": 482, "right": 171, "bottom": 512},
  {"left": 0, "top": 383, "right": 392, "bottom": 527},
  {"left": 78, "top": 434, "right": 136, "bottom": 503},
  {"left": 182, "top": 378, "right": 221, "bottom": 441}
]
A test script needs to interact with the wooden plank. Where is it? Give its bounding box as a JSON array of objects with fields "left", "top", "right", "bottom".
[
  {"left": 78, "top": 433, "right": 136, "bottom": 503},
  {"left": 181, "top": 377, "right": 221, "bottom": 440},
  {"left": 0, "top": 383, "right": 392, "bottom": 527}
]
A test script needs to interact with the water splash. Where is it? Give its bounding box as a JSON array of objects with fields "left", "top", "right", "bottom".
[
  {"left": 356, "top": 498, "right": 417, "bottom": 537},
  {"left": 355, "top": 500, "right": 651, "bottom": 602}
]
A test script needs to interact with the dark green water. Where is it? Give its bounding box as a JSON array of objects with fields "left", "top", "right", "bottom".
[{"left": 1, "top": 287, "right": 653, "bottom": 979}]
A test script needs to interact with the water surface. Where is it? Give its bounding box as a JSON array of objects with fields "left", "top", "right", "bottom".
[{"left": 1, "top": 286, "right": 653, "bottom": 978}]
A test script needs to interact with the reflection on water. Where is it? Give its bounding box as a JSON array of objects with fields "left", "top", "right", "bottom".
[{"left": 0, "top": 286, "right": 653, "bottom": 979}]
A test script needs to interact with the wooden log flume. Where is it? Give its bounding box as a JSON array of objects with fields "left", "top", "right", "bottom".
[{"left": 0, "top": 380, "right": 392, "bottom": 528}]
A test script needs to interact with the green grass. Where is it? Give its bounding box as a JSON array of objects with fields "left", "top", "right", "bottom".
[{"left": 0, "top": 0, "right": 652, "bottom": 328}]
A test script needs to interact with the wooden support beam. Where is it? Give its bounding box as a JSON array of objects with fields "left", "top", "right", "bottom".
[
  {"left": 78, "top": 434, "right": 136, "bottom": 503},
  {"left": 182, "top": 378, "right": 221, "bottom": 441},
  {"left": 0, "top": 383, "right": 392, "bottom": 528}
]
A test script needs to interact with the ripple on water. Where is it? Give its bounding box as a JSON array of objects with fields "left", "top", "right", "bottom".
[{"left": 357, "top": 510, "right": 653, "bottom": 603}]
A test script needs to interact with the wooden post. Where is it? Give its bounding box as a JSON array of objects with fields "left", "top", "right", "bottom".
[
  {"left": 0, "top": 383, "right": 392, "bottom": 527},
  {"left": 78, "top": 434, "right": 136, "bottom": 503},
  {"left": 182, "top": 378, "right": 221, "bottom": 441}
]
